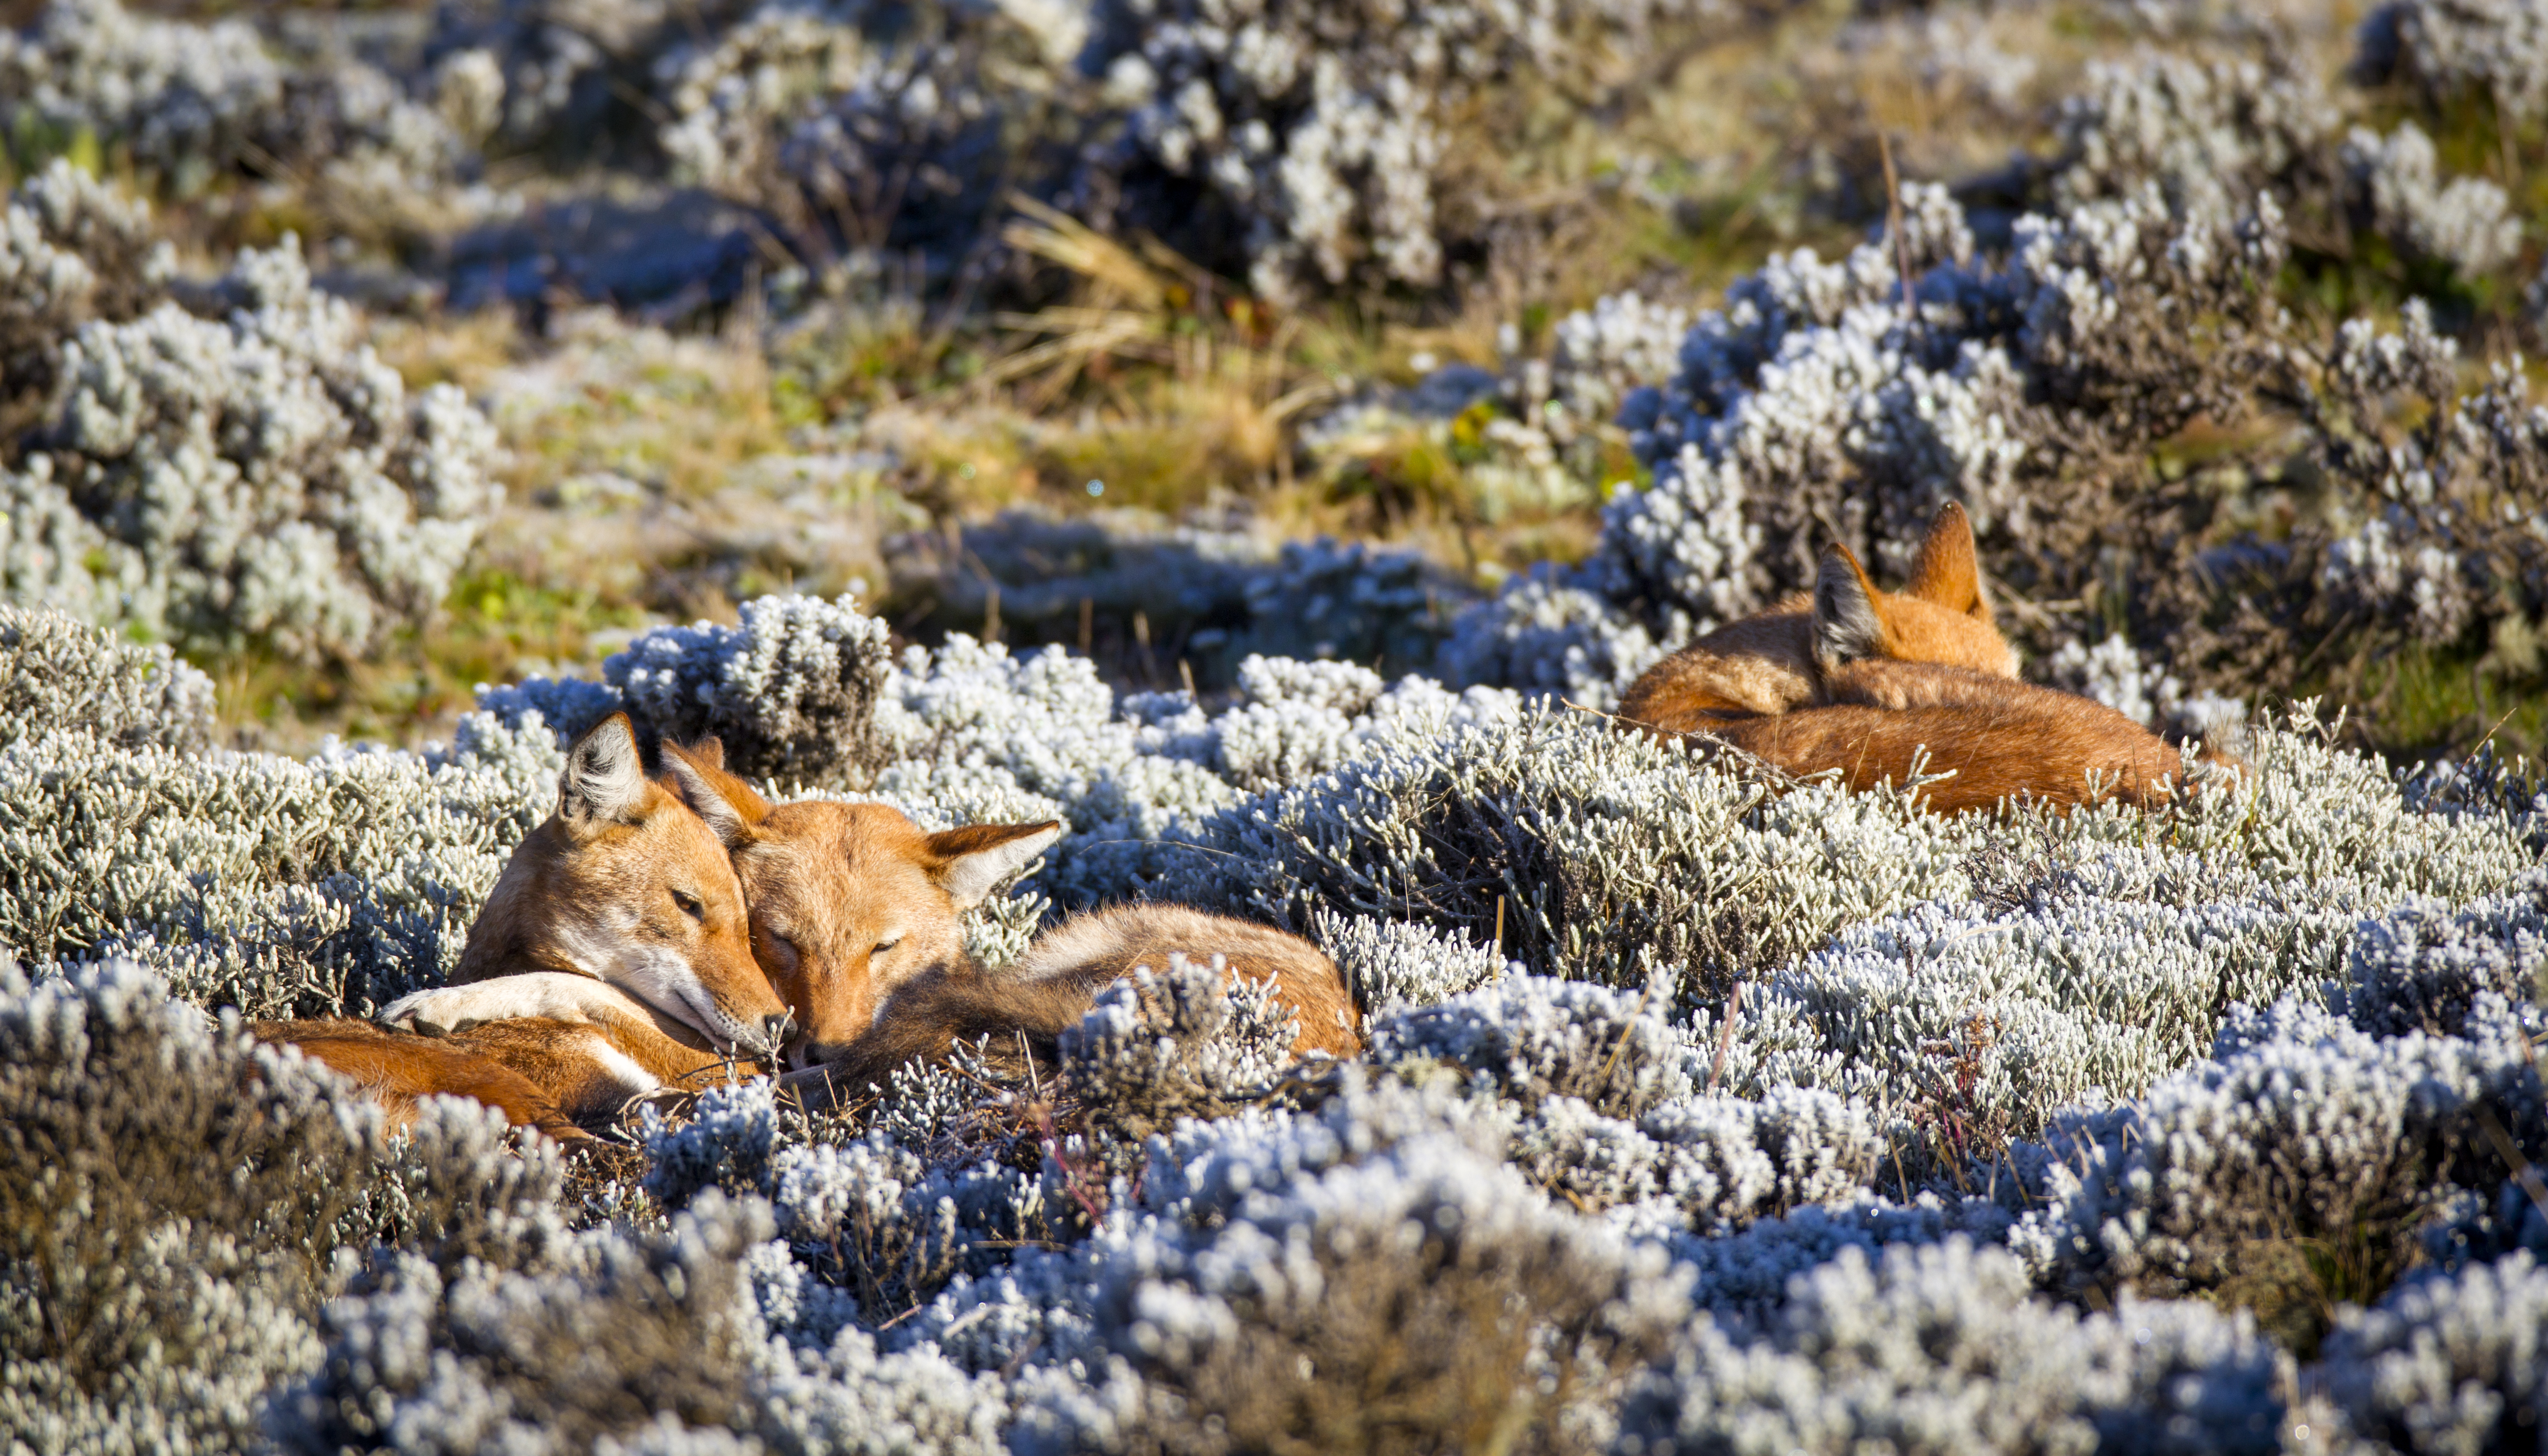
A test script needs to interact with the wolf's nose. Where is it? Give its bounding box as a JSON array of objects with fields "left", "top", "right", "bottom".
[{"left": 760, "top": 1012, "right": 796, "bottom": 1049}]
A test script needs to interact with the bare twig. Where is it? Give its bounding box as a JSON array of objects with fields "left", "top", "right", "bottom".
[{"left": 1706, "top": 981, "right": 1744, "bottom": 1095}]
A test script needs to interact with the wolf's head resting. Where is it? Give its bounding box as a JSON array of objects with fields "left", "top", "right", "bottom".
[
  {"left": 452, "top": 713, "right": 793, "bottom": 1056},
  {"left": 657, "top": 738, "right": 1061, "bottom": 1066}
]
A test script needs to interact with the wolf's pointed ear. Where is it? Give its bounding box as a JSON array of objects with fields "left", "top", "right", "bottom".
[
  {"left": 924, "top": 821, "right": 1064, "bottom": 910},
  {"left": 688, "top": 736, "right": 727, "bottom": 771},
  {"left": 661, "top": 740, "right": 768, "bottom": 849},
  {"left": 1813, "top": 545, "right": 1894, "bottom": 669},
  {"left": 1904, "top": 501, "right": 1992, "bottom": 621},
  {"left": 560, "top": 713, "right": 650, "bottom": 833}
]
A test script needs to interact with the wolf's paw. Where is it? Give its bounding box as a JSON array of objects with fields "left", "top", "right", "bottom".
[{"left": 380, "top": 974, "right": 647, "bottom": 1037}]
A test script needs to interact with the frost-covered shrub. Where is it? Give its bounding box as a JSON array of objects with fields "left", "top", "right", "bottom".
[
  {"left": 2045, "top": 632, "right": 2247, "bottom": 743},
  {"left": 0, "top": 710, "right": 557, "bottom": 1019},
  {"left": 1088, "top": 0, "right": 1707, "bottom": 301},
  {"left": 2050, "top": 50, "right": 2338, "bottom": 218},
  {"left": 1185, "top": 705, "right": 1977, "bottom": 994},
  {"left": 2314, "top": 1251, "right": 2548, "bottom": 1453},
  {"left": 1373, "top": 971, "right": 1687, "bottom": 1119},
  {"left": 2356, "top": 0, "right": 2548, "bottom": 126},
  {"left": 2012, "top": 995, "right": 2547, "bottom": 1327},
  {"left": 0, "top": 160, "right": 169, "bottom": 438},
  {"left": 1058, "top": 956, "right": 1301, "bottom": 1148},
  {"left": 1435, "top": 566, "right": 1683, "bottom": 709},
  {"left": 2341, "top": 121, "right": 2524, "bottom": 275},
  {"left": 491, "top": 592, "right": 891, "bottom": 787},
  {"left": 0, "top": 0, "right": 472, "bottom": 199},
  {"left": 0, "top": 959, "right": 345, "bottom": 1452},
  {"left": 0, "top": 0, "right": 286, "bottom": 186},
  {"left": 1445, "top": 175, "right": 2288, "bottom": 687},
  {"left": 0, "top": 602, "right": 213, "bottom": 752},
  {"left": 1712, "top": 721, "right": 2541, "bottom": 1160},
  {"left": 1311, "top": 909, "right": 1509, "bottom": 1015},
  {"left": 645, "top": 1076, "right": 785, "bottom": 1209},
  {"left": 652, "top": 0, "right": 1081, "bottom": 257},
  {"left": 4, "top": 236, "right": 504, "bottom": 663},
  {"left": 0, "top": 957, "right": 560, "bottom": 1455},
  {"left": 2342, "top": 870, "right": 2548, "bottom": 1039},
  {"left": 277, "top": 1192, "right": 774, "bottom": 1455},
  {"left": 1616, "top": 1238, "right": 2287, "bottom": 1456},
  {"left": 1233, "top": 535, "right": 1452, "bottom": 672},
  {"left": 1076, "top": 1115, "right": 1690, "bottom": 1454}
]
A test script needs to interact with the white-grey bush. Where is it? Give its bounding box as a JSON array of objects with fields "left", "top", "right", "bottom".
[
  {"left": 2313, "top": 1250, "right": 2548, "bottom": 1453},
  {"left": 1089, "top": 0, "right": 1712, "bottom": 301},
  {"left": 2342, "top": 121, "right": 2525, "bottom": 274},
  {"left": 4, "top": 234, "right": 504, "bottom": 663},
  {"left": 0, "top": 602, "right": 212, "bottom": 752},
  {"left": 1615, "top": 1237, "right": 2288, "bottom": 1456},
  {"left": 492, "top": 592, "right": 891, "bottom": 787},
  {"left": 0, "top": 0, "right": 473, "bottom": 199},
  {"left": 2356, "top": 0, "right": 2548, "bottom": 126},
  {"left": 2011, "top": 993, "right": 2547, "bottom": 1304}
]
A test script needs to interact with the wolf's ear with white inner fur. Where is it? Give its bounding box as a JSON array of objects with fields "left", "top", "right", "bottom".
[
  {"left": 560, "top": 713, "right": 650, "bottom": 834},
  {"left": 924, "top": 821, "right": 1064, "bottom": 910},
  {"left": 1812, "top": 545, "right": 1894, "bottom": 669},
  {"left": 660, "top": 745, "right": 762, "bottom": 849}
]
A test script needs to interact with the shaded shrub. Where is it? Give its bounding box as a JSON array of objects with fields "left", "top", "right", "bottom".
[
  {"left": 0, "top": 957, "right": 562, "bottom": 1455},
  {"left": 1616, "top": 1238, "right": 2287, "bottom": 1456}
]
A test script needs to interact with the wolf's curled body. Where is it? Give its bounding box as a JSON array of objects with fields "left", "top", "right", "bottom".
[{"left": 1616, "top": 503, "right": 2236, "bottom": 812}]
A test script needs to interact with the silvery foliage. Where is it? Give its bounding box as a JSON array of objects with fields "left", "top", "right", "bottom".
[
  {"left": 1181, "top": 703, "right": 1983, "bottom": 993},
  {"left": 1540, "top": 289, "right": 1693, "bottom": 451},
  {"left": 2356, "top": 0, "right": 2548, "bottom": 126},
  {"left": 1058, "top": 956, "right": 1302, "bottom": 1148},
  {"left": 1443, "top": 174, "right": 2281, "bottom": 697},
  {"left": 1709, "top": 717, "right": 2538, "bottom": 1153},
  {"left": 0, "top": 159, "right": 170, "bottom": 429},
  {"left": 2050, "top": 50, "right": 2338, "bottom": 218},
  {"left": 1007, "top": 1075, "right": 1692, "bottom": 1451},
  {"left": 649, "top": 0, "right": 1082, "bottom": 247},
  {"left": 1091, "top": 0, "right": 1709, "bottom": 301},
  {"left": 2303, "top": 302, "right": 2548, "bottom": 653},
  {"left": 0, "top": 0, "right": 471, "bottom": 195},
  {"left": 2341, "top": 121, "right": 2524, "bottom": 274},
  {"left": 1614, "top": 1238, "right": 2288, "bottom": 1456},
  {"left": 2010, "top": 992, "right": 2547, "bottom": 1301},
  {"left": 1, "top": 956, "right": 565, "bottom": 1456},
  {"left": 0, "top": 621, "right": 560, "bottom": 1018},
  {"left": 276, "top": 1191, "right": 777, "bottom": 1456},
  {"left": 2340, "top": 866, "right": 2547, "bottom": 1039},
  {"left": 1309, "top": 905, "right": 1509, "bottom": 1015},
  {"left": 487, "top": 592, "right": 893, "bottom": 788},
  {"left": 645, "top": 1076, "right": 787, "bottom": 1208},
  {"left": 1372, "top": 971, "right": 1883, "bottom": 1225},
  {"left": 2312, "top": 1251, "right": 2548, "bottom": 1453},
  {"left": 2045, "top": 632, "right": 2247, "bottom": 744},
  {"left": 838, "top": 625, "right": 1513, "bottom": 899},
  {"left": 1435, "top": 564, "right": 1687, "bottom": 710},
  {"left": 1448, "top": 46, "right": 2539, "bottom": 706},
  {"left": 3, "top": 233, "right": 504, "bottom": 663},
  {"left": 0, "top": 601, "right": 213, "bottom": 753}
]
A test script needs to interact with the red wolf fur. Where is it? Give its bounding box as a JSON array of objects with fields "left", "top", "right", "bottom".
[
  {"left": 650, "top": 738, "right": 1361, "bottom": 1102},
  {"left": 1615, "top": 502, "right": 2017, "bottom": 727},
  {"left": 270, "top": 713, "right": 793, "bottom": 1137},
  {"left": 1615, "top": 504, "right": 2237, "bottom": 813}
]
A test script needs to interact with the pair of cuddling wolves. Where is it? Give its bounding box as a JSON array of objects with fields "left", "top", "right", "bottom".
[
  {"left": 258, "top": 718, "right": 1362, "bottom": 1140},
  {"left": 261, "top": 503, "right": 2223, "bottom": 1138}
]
